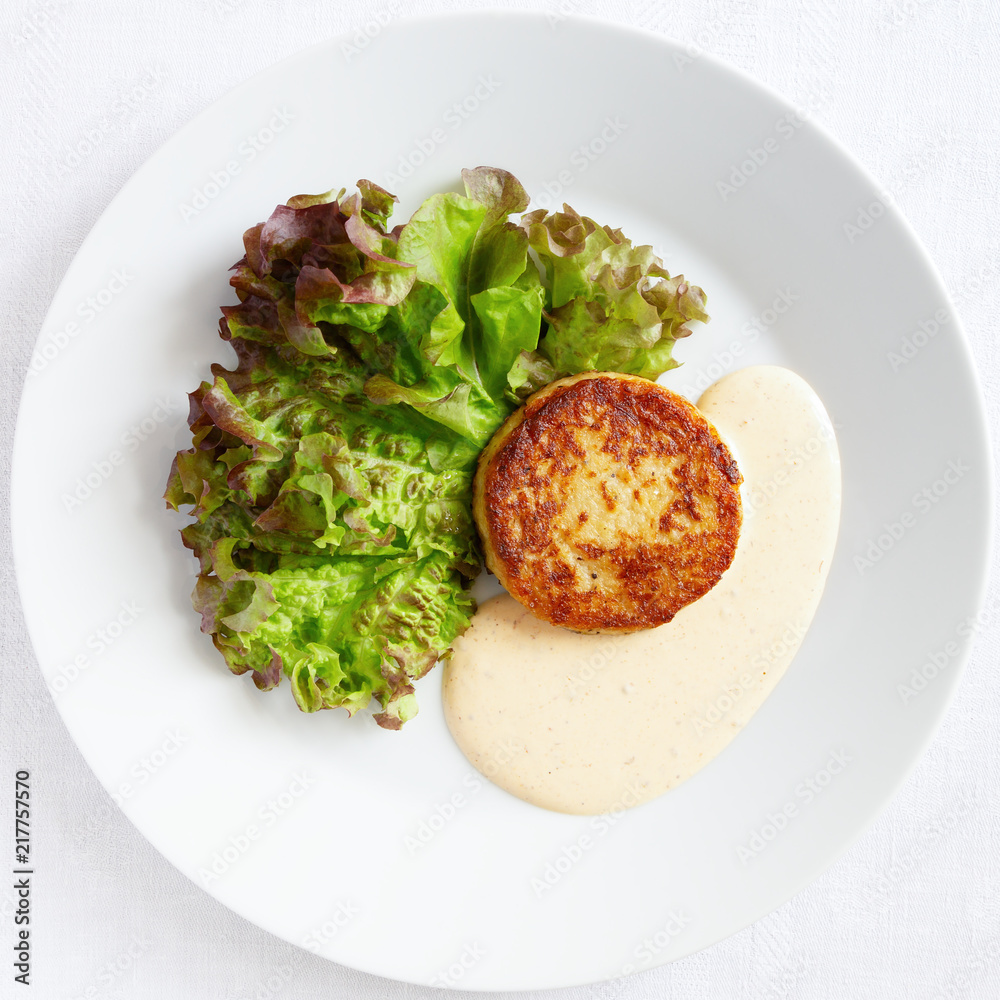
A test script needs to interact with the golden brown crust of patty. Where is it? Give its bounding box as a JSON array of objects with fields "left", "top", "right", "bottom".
[{"left": 473, "top": 372, "right": 742, "bottom": 633}]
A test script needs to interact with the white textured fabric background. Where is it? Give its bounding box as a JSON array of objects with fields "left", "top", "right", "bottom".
[{"left": 2, "top": 1, "right": 999, "bottom": 997}]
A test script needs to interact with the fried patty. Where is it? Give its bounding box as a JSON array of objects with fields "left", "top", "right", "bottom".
[{"left": 473, "top": 372, "right": 742, "bottom": 633}]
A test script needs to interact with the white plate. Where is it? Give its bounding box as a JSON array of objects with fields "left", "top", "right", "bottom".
[{"left": 12, "top": 11, "right": 992, "bottom": 992}]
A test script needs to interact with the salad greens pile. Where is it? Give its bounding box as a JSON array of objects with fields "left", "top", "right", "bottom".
[{"left": 165, "top": 166, "right": 708, "bottom": 728}]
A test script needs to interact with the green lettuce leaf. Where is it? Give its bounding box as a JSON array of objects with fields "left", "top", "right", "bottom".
[
  {"left": 520, "top": 203, "right": 709, "bottom": 380},
  {"left": 359, "top": 166, "right": 544, "bottom": 447}
]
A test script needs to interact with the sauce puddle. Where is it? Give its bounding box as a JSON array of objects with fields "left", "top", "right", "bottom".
[{"left": 442, "top": 366, "right": 841, "bottom": 815}]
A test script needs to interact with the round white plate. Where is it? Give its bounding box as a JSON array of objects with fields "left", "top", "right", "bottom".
[{"left": 12, "top": 11, "right": 991, "bottom": 991}]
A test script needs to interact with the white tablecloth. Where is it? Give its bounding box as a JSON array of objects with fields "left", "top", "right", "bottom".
[{"left": 3, "top": 1, "right": 999, "bottom": 996}]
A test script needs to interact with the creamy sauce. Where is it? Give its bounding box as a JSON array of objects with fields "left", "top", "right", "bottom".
[{"left": 441, "top": 366, "right": 841, "bottom": 814}]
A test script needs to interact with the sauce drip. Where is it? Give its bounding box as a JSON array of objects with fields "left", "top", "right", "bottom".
[{"left": 441, "top": 366, "right": 841, "bottom": 815}]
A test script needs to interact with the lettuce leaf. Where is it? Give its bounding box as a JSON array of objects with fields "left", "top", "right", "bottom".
[
  {"left": 358, "top": 166, "right": 544, "bottom": 446},
  {"left": 520, "top": 204, "right": 708, "bottom": 380},
  {"left": 166, "top": 168, "right": 707, "bottom": 727}
]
